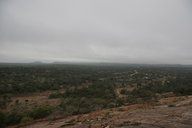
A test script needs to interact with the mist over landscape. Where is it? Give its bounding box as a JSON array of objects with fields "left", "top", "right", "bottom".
[
  {"left": 0, "top": 0, "right": 192, "bottom": 64},
  {"left": 0, "top": 1, "right": 192, "bottom": 128}
]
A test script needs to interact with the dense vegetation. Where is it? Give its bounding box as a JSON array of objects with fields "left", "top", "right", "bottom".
[
  {"left": 0, "top": 105, "right": 53, "bottom": 127},
  {"left": 0, "top": 63, "right": 192, "bottom": 127},
  {"left": 0, "top": 64, "right": 192, "bottom": 96}
]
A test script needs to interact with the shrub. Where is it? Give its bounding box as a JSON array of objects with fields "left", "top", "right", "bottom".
[
  {"left": 120, "top": 89, "right": 127, "bottom": 94},
  {"left": 29, "top": 106, "right": 53, "bottom": 119},
  {"left": 5, "top": 113, "right": 22, "bottom": 125},
  {"left": 0, "top": 112, "right": 6, "bottom": 128},
  {"left": 168, "top": 104, "right": 175, "bottom": 107},
  {"left": 20, "top": 116, "right": 33, "bottom": 123},
  {"left": 48, "top": 91, "right": 63, "bottom": 99}
]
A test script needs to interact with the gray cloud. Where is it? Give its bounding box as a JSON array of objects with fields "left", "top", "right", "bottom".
[{"left": 0, "top": 0, "right": 192, "bottom": 64}]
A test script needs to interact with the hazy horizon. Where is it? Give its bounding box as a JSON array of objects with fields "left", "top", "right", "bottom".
[{"left": 0, "top": 0, "right": 192, "bottom": 64}]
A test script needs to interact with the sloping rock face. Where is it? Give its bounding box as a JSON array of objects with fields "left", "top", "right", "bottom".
[
  {"left": 113, "top": 105, "right": 192, "bottom": 128},
  {"left": 12, "top": 96, "right": 192, "bottom": 128}
]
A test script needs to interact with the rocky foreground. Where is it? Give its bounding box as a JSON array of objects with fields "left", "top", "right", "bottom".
[{"left": 12, "top": 96, "right": 192, "bottom": 128}]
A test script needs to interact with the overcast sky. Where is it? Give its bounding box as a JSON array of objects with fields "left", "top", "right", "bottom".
[{"left": 0, "top": 0, "right": 192, "bottom": 64}]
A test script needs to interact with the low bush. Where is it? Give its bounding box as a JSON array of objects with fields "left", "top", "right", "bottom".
[
  {"left": 29, "top": 106, "right": 53, "bottom": 119},
  {"left": 48, "top": 91, "right": 63, "bottom": 99}
]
